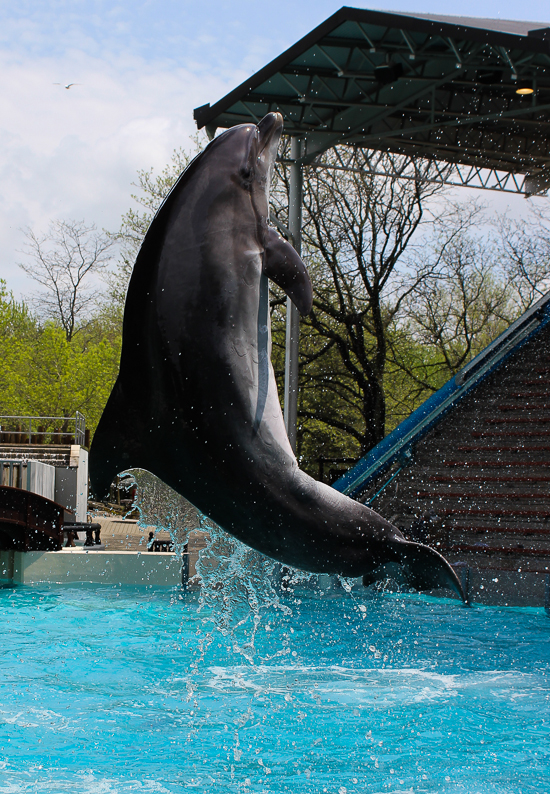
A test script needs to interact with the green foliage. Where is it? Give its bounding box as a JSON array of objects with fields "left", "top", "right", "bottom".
[
  {"left": 270, "top": 186, "right": 534, "bottom": 477},
  {"left": 0, "top": 281, "right": 121, "bottom": 437},
  {"left": 7, "top": 139, "right": 548, "bottom": 476}
]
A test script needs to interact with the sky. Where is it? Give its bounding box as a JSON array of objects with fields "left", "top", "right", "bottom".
[{"left": 1, "top": 0, "right": 549, "bottom": 297}]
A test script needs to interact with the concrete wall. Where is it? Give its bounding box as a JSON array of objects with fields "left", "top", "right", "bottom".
[
  {"left": 74, "top": 446, "right": 88, "bottom": 522},
  {"left": 27, "top": 460, "right": 56, "bottom": 501},
  {"left": 0, "top": 549, "right": 184, "bottom": 587},
  {"left": 468, "top": 568, "right": 549, "bottom": 608}
]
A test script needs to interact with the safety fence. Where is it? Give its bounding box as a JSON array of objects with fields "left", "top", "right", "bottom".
[{"left": 0, "top": 412, "right": 87, "bottom": 446}]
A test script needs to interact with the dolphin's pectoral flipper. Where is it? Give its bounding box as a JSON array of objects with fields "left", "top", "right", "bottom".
[{"left": 263, "top": 227, "right": 313, "bottom": 315}]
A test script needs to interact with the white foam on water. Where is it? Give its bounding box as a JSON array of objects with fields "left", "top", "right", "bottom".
[
  {"left": 0, "top": 708, "right": 71, "bottom": 732},
  {"left": 0, "top": 772, "right": 173, "bottom": 794}
]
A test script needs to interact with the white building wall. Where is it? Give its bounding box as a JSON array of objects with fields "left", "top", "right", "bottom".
[
  {"left": 75, "top": 446, "right": 88, "bottom": 522},
  {"left": 2, "top": 446, "right": 88, "bottom": 519},
  {"left": 55, "top": 446, "right": 89, "bottom": 521}
]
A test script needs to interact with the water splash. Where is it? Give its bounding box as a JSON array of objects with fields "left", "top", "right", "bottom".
[
  {"left": 121, "top": 469, "right": 325, "bottom": 662},
  {"left": 121, "top": 468, "right": 200, "bottom": 558}
]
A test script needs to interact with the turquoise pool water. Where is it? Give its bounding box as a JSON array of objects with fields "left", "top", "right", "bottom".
[{"left": 0, "top": 584, "right": 549, "bottom": 793}]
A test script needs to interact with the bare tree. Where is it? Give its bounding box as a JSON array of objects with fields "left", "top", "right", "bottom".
[
  {"left": 391, "top": 203, "right": 514, "bottom": 395},
  {"left": 497, "top": 203, "right": 550, "bottom": 311},
  {"left": 19, "top": 219, "right": 115, "bottom": 341},
  {"left": 271, "top": 146, "right": 448, "bottom": 459}
]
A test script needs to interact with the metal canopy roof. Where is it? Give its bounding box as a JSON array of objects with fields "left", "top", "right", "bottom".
[{"left": 193, "top": 6, "right": 550, "bottom": 184}]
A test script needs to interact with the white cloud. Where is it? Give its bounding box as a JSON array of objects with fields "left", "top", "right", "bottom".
[
  {"left": 1, "top": 0, "right": 546, "bottom": 298},
  {"left": 0, "top": 46, "right": 246, "bottom": 296}
]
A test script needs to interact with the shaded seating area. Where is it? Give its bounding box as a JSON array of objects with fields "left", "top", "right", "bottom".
[{"left": 0, "top": 485, "right": 64, "bottom": 551}]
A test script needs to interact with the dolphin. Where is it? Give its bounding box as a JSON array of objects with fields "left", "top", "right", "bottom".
[{"left": 90, "top": 112, "right": 465, "bottom": 602}]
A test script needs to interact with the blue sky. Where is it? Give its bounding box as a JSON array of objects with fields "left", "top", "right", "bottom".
[{"left": 1, "top": 0, "right": 549, "bottom": 295}]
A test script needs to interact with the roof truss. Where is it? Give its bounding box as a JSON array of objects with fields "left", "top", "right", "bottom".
[{"left": 194, "top": 7, "right": 550, "bottom": 192}]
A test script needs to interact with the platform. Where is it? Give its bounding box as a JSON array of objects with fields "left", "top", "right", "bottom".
[{"left": 0, "top": 548, "right": 185, "bottom": 587}]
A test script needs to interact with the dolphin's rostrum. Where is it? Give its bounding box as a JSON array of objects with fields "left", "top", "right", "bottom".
[{"left": 90, "top": 112, "right": 465, "bottom": 602}]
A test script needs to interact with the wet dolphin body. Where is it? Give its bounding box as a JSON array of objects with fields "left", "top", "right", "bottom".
[{"left": 90, "top": 112, "right": 465, "bottom": 601}]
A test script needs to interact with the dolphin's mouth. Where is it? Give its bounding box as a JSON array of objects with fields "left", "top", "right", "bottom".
[{"left": 256, "top": 112, "right": 283, "bottom": 166}]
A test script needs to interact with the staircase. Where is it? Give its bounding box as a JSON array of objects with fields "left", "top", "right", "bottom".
[
  {"left": 0, "top": 444, "right": 73, "bottom": 469},
  {"left": 331, "top": 293, "right": 550, "bottom": 605},
  {"left": 361, "top": 328, "right": 550, "bottom": 590}
]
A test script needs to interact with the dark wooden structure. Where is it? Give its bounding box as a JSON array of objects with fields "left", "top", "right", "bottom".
[
  {"left": 352, "top": 309, "right": 550, "bottom": 588},
  {"left": 0, "top": 485, "right": 64, "bottom": 551}
]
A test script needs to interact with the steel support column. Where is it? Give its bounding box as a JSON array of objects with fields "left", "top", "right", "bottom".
[{"left": 283, "top": 137, "right": 303, "bottom": 451}]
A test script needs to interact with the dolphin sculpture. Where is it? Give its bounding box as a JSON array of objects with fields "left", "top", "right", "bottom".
[{"left": 90, "top": 112, "right": 465, "bottom": 602}]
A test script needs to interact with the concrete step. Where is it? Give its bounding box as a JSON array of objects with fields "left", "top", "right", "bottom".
[
  {"left": 455, "top": 443, "right": 550, "bottom": 451},
  {"left": 497, "top": 404, "right": 550, "bottom": 411},
  {"left": 471, "top": 429, "right": 550, "bottom": 438},
  {"left": 429, "top": 473, "right": 550, "bottom": 483},
  {"left": 445, "top": 525, "right": 550, "bottom": 542},
  {"left": 443, "top": 523, "right": 550, "bottom": 537},
  {"left": 408, "top": 486, "right": 550, "bottom": 498},
  {"left": 442, "top": 527, "right": 550, "bottom": 544},
  {"left": 443, "top": 543, "right": 550, "bottom": 558},
  {"left": 406, "top": 487, "right": 550, "bottom": 503},
  {"left": 442, "top": 459, "right": 550, "bottom": 467},
  {"left": 0, "top": 444, "right": 72, "bottom": 467},
  {"left": 418, "top": 506, "right": 550, "bottom": 518},
  {"left": 446, "top": 556, "right": 550, "bottom": 573},
  {"left": 483, "top": 416, "right": 550, "bottom": 424},
  {"left": 506, "top": 391, "right": 550, "bottom": 399}
]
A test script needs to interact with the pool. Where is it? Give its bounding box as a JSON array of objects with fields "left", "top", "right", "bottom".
[{"left": 1, "top": 580, "right": 549, "bottom": 793}]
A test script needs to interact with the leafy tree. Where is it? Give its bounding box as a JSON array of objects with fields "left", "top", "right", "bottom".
[
  {"left": 497, "top": 204, "right": 550, "bottom": 311},
  {"left": 388, "top": 203, "right": 514, "bottom": 399},
  {"left": 0, "top": 281, "right": 37, "bottom": 416},
  {"left": 18, "top": 323, "right": 121, "bottom": 431},
  {"left": 0, "top": 281, "right": 121, "bottom": 438}
]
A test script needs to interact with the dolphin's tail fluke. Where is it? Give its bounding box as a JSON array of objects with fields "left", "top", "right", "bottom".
[
  {"left": 89, "top": 379, "right": 142, "bottom": 501},
  {"left": 362, "top": 540, "right": 467, "bottom": 603}
]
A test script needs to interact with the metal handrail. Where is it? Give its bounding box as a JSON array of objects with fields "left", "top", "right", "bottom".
[
  {"left": 333, "top": 291, "right": 550, "bottom": 499},
  {"left": 0, "top": 412, "right": 86, "bottom": 446}
]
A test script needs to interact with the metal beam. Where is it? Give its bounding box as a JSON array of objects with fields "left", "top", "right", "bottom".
[
  {"left": 297, "top": 156, "right": 532, "bottom": 194},
  {"left": 283, "top": 137, "right": 303, "bottom": 452},
  {"left": 350, "top": 100, "right": 550, "bottom": 149}
]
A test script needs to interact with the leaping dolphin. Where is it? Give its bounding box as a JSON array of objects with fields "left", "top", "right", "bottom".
[{"left": 90, "top": 112, "right": 465, "bottom": 602}]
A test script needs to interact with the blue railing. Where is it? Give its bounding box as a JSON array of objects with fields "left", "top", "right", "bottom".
[{"left": 332, "top": 291, "right": 550, "bottom": 499}]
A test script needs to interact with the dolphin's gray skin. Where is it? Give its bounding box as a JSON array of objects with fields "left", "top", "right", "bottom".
[{"left": 90, "top": 112, "right": 465, "bottom": 602}]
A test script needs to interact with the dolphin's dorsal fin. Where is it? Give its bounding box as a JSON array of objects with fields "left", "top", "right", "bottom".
[{"left": 263, "top": 228, "right": 313, "bottom": 315}]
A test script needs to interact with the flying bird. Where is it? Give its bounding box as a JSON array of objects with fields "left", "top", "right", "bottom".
[{"left": 53, "top": 83, "right": 81, "bottom": 89}]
